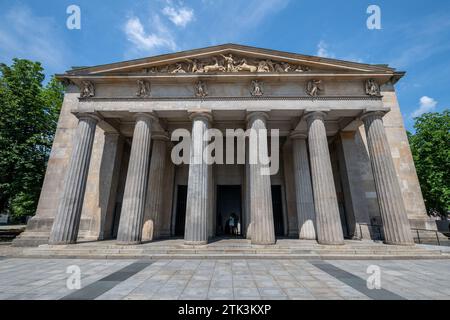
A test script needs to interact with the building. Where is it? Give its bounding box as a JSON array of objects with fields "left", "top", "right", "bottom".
[{"left": 13, "top": 44, "right": 435, "bottom": 247}]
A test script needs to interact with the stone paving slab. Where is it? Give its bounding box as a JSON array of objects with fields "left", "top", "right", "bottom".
[{"left": 0, "top": 258, "right": 449, "bottom": 300}]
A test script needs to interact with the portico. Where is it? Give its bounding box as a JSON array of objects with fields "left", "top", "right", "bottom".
[{"left": 14, "top": 44, "right": 430, "bottom": 248}]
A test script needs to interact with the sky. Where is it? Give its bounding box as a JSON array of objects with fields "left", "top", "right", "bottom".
[{"left": 0, "top": 0, "right": 449, "bottom": 131}]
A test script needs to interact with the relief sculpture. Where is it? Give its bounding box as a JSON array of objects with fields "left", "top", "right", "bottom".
[{"left": 145, "top": 54, "right": 311, "bottom": 74}]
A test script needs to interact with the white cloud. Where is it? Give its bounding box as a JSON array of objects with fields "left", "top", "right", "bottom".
[
  {"left": 317, "top": 41, "right": 335, "bottom": 58},
  {"left": 162, "top": 6, "right": 194, "bottom": 28},
  {"left": 0, "top": 5, "right": 68, "bottom": 73},
  {"left": 124, "top": 15, "right": 176, "bottom": 56},
  {"left": 411, "top": 96, "right": 438, "bottom": 118}
]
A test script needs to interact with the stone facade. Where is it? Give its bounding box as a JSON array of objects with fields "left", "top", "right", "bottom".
[{"left": 13, "top": 44, "right": 434, "bottom": 247}]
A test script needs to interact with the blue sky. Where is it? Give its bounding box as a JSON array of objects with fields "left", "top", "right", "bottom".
[{"left": 0, "top": 0, "right": 449, "bottom": 131}]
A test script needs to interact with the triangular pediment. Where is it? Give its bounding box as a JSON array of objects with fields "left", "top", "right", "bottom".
[{"left": 64, "top": 44, "right": 401, "bottom": 77}]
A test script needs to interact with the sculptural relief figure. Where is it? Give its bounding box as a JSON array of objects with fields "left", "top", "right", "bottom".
[
  {"left": 306, "top": 79, "right": 322, "bottom": 97},
  {"left": 172, "top": 63, "right": 187, "bottom": 73},
  {"left": 203, "top": 57, "right": 226, "bottom": 73},
  {"left": 220, "top": 54, "right": 236, "bottom": 72},
  {"left": 195, "top": 81, "right": 208, "bottom": 98},
  {"left": 295, "top": 65, "right": 310, "bottom": 72},
  {"left": 365, "top": 79, "right": 381, "bottom": 96},
  {"left": 257, "top": 60, "right": 271, "bottom": 73},
  {"left": 136, "top": 80, "right": 151, "bottom": 98},
  {"left": 80, "top": 81, "right": 95, "bottom": 98},
  {"left": 186, "top": 59, "right": 204, "bottom": 73},
  {"left": 236, "top": 59, "right": 258, "bottom": 73},
  {"left": 145, "top": 56, "right": 314, "bottom": 74},
  {"left": 251, "top": 80, "right": 264, "bottom": 96}
]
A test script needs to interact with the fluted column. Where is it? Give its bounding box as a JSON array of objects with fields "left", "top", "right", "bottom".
[
  {"left": 142, "top": 133, "right": 168, "bottom": 242},
  {"left": 184, "top": 112, "right": 212, "bottom": 245},
  {"left": 49, "top": 114, "right": 100, "bottom": 245},
  {"left": 306, "top": 112, "right": 344, "bottom": 245},
  {"left": 361, "top": 111, "right": 414, "bottom": 245},
  {"left": 291, "top": 132, "right": 316, "bottom": 240},
  {"left": 247, "top": 112, "right": 276, "bottom": 245},
  {"left": 116, "top": 114, "right": 154, "bottom": 245}
]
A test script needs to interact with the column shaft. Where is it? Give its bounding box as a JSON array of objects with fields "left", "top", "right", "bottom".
[
  {"left": 362, "top": 112, "right": 414, "bottom": 245},
  {"left": 306, "top": 112, "right": 344, "bottom": 245},
  {"left": 49, "top": 115, "right": 98, "bottom": 244},
  {"left": 291, "top": 134, "right": 316, "bottom": 240},
  {"left": 116, "top": 114, "right": 153, "bottom": 244},
  {"left": 142, "top": 136, "right": 167, "bottom": 241},
  {"left": 248, "top": 112, "right": 276, "bottom": 245},
  {"left": 184, "top": 113, "right": 211, "bottom": 245}
]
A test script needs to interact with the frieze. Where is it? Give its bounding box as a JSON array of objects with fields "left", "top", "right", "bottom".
[{"left": 144, "top": 54, "right": 311, "bottom": 74}]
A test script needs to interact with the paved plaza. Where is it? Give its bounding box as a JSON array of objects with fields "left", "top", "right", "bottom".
[{"left": 0, "top": 258, "right": 449, "bottom": 300}]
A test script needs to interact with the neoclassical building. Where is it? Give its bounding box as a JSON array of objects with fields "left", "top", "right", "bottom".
[{"left": 14, "top": 44, "right": 435, "bottom": 247}]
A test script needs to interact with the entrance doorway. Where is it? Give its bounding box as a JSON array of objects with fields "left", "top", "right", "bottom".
[
  {"left": 174, "top": 185, "right": 188, "bottom": 237},
  {"left": 271, "top": 185, "right": 284, "bottom": 237},
  {"left": 216, "top": 185, "right": 242, "bottom": 237}
]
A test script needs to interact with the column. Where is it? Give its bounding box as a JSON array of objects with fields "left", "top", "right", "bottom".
[
  {"left": 49, "top": 114, "right": 99, "bottom": 245},
  {"left": 116, "top": 114, "right": 154, "bottom": 245},
  {"left": 291, "top": 132, "right": 316, "bottom": 240},
  {"left": 305, "top": 112, "right": 344, "bottom": 245},
  {"left": 247, "top": 112, "right": 276, "bottom": 245},
  {"left": 142, "top": 133, "right": 168, "bottom": 242},
  {"left": 245, "top": 142, "right": 252, "bottom": 239},
  {"left": 184, "top": 112, "right": 212, "bottom": 245},
  {"left": 361, "top": 111, "right": 414, "bottom": 245}
]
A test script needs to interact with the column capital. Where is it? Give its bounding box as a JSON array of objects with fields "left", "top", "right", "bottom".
[
  {"left": 303, "top": 111, "right": 327, "bottom": 124},
  {"left": 246, "top": 111, "right": 269, "bottom": 124},
  {"left": 188, "top": 110, "right": 213, "bottom": 123},
  {"left": 360, "top": 110, "right": 387, "bottom": 122},
  {"left": 76, "top": 112, "right": 102, "bottom": 123},
  {"left": 290, "top": 131, "right": 308, "bottom": 140},
  {"left": 134, "top": 112, "right": 158, "bottom": 123}
]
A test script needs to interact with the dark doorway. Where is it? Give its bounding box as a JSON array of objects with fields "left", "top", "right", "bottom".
[
  {"left": 216, "top": 185, "right": 242, "bottom": 237},
  {"left": 111, "top": 203, "right": 122, "bottom": 239},
  {"left": 174, "top": 185, "right": 188, "bottom": 237},
  {"left": 271, "top": 185, "right": 284, "bottom": 237}
]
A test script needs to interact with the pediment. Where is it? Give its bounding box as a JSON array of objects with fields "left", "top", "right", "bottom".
[{"left": 64, "top": 44, "right": 400, "bottom": 77}]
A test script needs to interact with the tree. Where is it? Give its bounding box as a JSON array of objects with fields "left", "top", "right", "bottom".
[
  {"left": 408, "top": 110, "right": 450, "bottom": 217},
  {"left": 0, "top": 59, "right": 64, "bottom": 220}
]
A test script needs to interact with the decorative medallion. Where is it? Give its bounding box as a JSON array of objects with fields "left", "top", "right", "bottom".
[
  {"left": 195, "top": 81, "right": 208, "bottom": 98},
  {"left": 251, "top": 80, "right": 264, "bottom": 96},
  {"left": 306, "top": 79, "right": 322, "bottom": 97},
  {"left": 80, "top": 81, "right": 95, "bottom": 98},
  {"left": 136, "top": 80, "right": 151, "bottom": 98}
]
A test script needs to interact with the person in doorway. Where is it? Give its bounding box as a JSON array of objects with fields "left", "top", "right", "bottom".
[{"left": 228, "top": 213, "right": 236, "bottom": 236}]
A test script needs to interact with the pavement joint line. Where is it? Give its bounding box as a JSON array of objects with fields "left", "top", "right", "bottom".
[
  {"left": 60, "top": 261, "right": 153, "bottom": 300},
  {"left": 309, "top": 261, "right": 406, "bottom": 300}
]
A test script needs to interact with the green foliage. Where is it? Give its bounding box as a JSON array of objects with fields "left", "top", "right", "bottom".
[
  {"left": 408, "top": 110, "right": 450, "bottom": 217},
  {"left": 0, "top": 59, "right": 64, "bottom": 219}
]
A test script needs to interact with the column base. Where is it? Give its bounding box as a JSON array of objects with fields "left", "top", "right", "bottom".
[{"left": 299, "top": 236, "right": 317, "bottom": 240}]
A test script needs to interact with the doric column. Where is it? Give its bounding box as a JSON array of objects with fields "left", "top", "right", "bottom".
[
  {"left": 361, "top": 111, "right": 414, "bottom": 245},
  {"left": 116, "top": 113, "right": 155, "bottom": 245},
  {"left": 142, "top": 132, "right": 169, "bottom": 242},
  {"left": 305, "top": 112, "right": 344, "bottom": 245},
  {"left": 49, "top": 114, "right": 100, "bottom": 245},
  {"left": 291, "top": 132, "right": 316, "bottom": 240},
  {"left": 184, "top": 112, "right": 212, "bottom": 245},
  {"left": 247, "top": 112, "right": 276, "bottom": 245}
]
